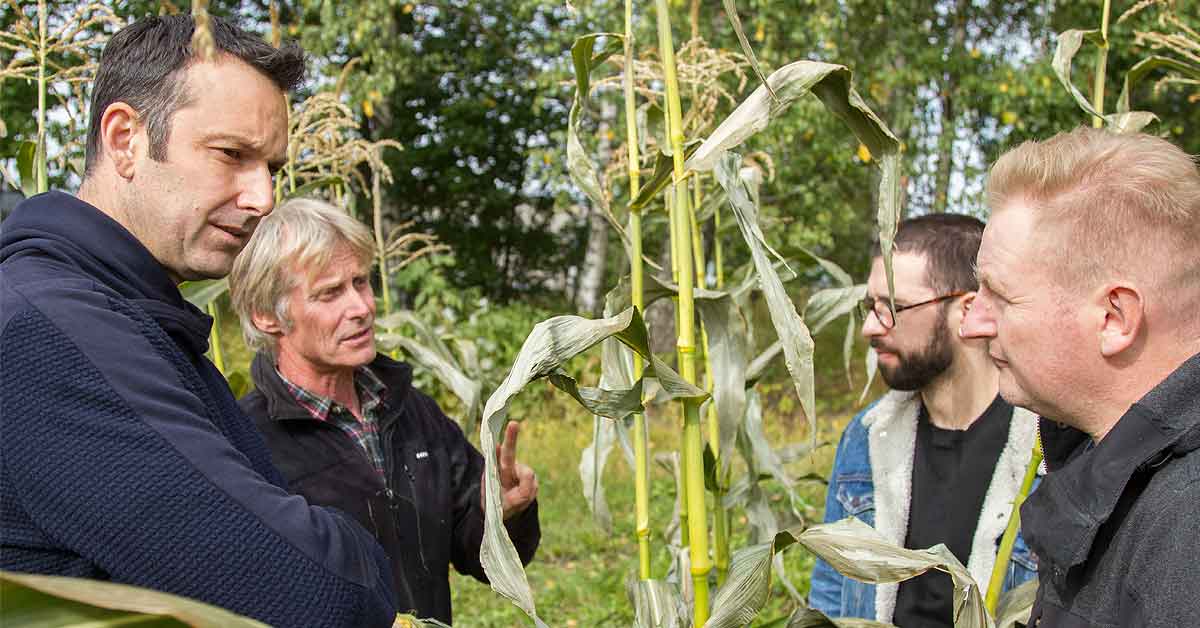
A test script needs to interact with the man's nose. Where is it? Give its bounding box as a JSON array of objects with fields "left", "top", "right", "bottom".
[
  {"left": 861, "top": 308, "right": 887, "bottom": 339},
  {"left": 239, "top": 164, "right": 275, "bottom": 217},
  {"left": 960, "top": 297, "right": 996, "bottom": 339}
]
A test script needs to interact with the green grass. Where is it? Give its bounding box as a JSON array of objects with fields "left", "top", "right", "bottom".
[{"left": 449, "top": 380, "right": 861, "bottom": 627}]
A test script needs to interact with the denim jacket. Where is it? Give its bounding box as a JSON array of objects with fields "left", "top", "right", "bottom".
[{"left": 809, "top": 391, "right": 1040, "bottom": 622}]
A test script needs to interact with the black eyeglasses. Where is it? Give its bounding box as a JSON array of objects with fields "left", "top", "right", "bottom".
[{"left": 857, "top": 291, "right": 967, "bottom": 330}]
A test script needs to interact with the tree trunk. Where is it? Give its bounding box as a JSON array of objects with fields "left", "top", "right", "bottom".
[
  {"left": 576, "top": 99, "right": 618, "bottom": 316},
  {"left": 932, "top": 0, "right": 969, "bottom": 214}
]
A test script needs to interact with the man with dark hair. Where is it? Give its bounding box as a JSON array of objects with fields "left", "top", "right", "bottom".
[
  {"left": 809, "top": 214, "right": 1039, "bottom": 627},
  {"left": 0, "top": 15, "right": 396, "bottom": 627}
]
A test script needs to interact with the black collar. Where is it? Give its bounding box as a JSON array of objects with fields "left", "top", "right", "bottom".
[{"left": 1022, "top": 351, "right": 1200, "bottom": 572}]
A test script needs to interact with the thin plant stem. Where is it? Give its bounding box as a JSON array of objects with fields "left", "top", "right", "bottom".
[
  {"left": 372, "top": 153, "right": 399, "bottom": 360},
  {"left": 624, "top": 0, "right": 652, "bottom": 582},
  {"left": 656, "top": 0, "right": 712, "bottom": 620},
  {"left": 985, "top": 438, "right": 1043, "bottom": 612},
  {"left": 206, "top": 301, "right": 226, "bottom": 375},
  {"left": 36, "top": 0, "right": 48, "bottom": 193},
  {"left": 1092, "top": 0, "right": 1112, "bottom": 128}
]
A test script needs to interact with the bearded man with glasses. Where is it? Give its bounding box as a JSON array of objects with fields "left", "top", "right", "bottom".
[{"left": 809, "top": 214, "right": 1039, "bottom": 627}]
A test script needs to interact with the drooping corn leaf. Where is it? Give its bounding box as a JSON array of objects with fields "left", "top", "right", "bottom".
[
  {"left": 180, "top": 278, "right": 229, "bottom": 310},
  {"left": 579, "top": 300, "right": 638, "bottom": 532},
  {"left": 1117, "top": 55, "right": 1199, "bottom": 114},
  {"left": 714, "top": 153, "right": 817, "bottom": 441},
  {"left": 784, "top": 607, "right": 895, "bottom": 627},
  {"left": 843, "top": 311, "right": 858, "bottom": 390},
  {"left": 16, "top": 140, "right": 38, "bottom": 198},
  {"left": 548, "top": 370, "right": 644, "bottom": 419},
  {"left": 568, "top": 33, "right": 633, "bottom": 244},
  {"left": 745, "top": 339, "right": 783, "bottom": 387},
  {"left": 608, "top": 271, "right": 749, "bottom": 468},
  {"left": 626, "top": 577, "right": 689, "bottom": 628},
  {"left": 720, "top": 0, "right": 777, "bottom": 102},
  {"left": 376, "top": 309, "right": 458, "bottom": 366},
  {"left": 1051, "top": 30, "right": 1158, "bottom": 133},
  {"left": 859, "top": 347, "right": 879, "bottom": 404},
  {"left": 0, "top": 570, "right": 268, "bottom": 627},
  {"left": 798, "top": 246, "right": 854, "bottom": 288},
  {"left": 805, "top": 285, "right": 867, "bottom": 336},
  {"left": 478, "top": 308, "right": 705, "bottom": 625},
  {"left": 798, "top": 518, "right": 993, "bottom": 628},
  {"left": 994, "top": 578, "right": 1037, "bottom": 628},
  {"left": 683, "top": 59, "right": 901, "bottom": 307},
  {"left": 737, "top": 389, "right": 801, "bottom": 514},
  {"left": 376, "top": 333, "right": 483, "bottom": 434}
]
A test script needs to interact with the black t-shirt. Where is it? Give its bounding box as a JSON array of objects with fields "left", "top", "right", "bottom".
[{"left": 892, "top": 395, "right": 1013, "bottom": 628}]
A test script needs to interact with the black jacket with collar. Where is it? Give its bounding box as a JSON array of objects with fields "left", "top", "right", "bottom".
[
  {"left": 1022, "top": 351, "right": 1200, "bottom": 628},
  {"left": 240, "top": 352, "right": 540, "bottom": 624}
]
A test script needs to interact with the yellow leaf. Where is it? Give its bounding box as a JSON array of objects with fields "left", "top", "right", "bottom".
[
  {"left": 999, "top": 83, "right": 1009, "bottom": 93},
  {"left": 363, "top": 99, "right": 374, "bottom": 118},
  {"left": 970, "top": 47, "right": 981, "bottom": 59},
  {"left": 1041, "top": 76, "right": 1052, "bottom": 89},
  {"left": 369, "top": 89, "right": 382, "bottom": 101},
  {"left": 856, "top": 143, "right": 872, "bottom": 163},
  {"left": 402, "top": 3, "right": 414, "bottom": 13},
  {"left": 1001, "top": 111, "right": 1017, "bottom": 125},
  {"left": 755, "top": 22, "right": 765, "bottom": 43}
]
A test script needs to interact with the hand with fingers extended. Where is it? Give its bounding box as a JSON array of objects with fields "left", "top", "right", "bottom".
[{"left": 490, "top": 420, "right": 539, "bottom": 520}]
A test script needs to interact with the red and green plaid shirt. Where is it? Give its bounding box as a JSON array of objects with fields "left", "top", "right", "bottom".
[{"left": 278, "top": 366, "right": 388, "bottom": 478}]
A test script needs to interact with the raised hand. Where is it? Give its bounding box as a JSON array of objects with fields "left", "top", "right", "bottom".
[{"left": 490, "top": 420, "right": 538, "bottom": 520}]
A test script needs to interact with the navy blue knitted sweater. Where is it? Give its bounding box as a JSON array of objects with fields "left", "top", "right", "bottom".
[{"left": 0, "top": 192, "right": 397, "bottom": 626}]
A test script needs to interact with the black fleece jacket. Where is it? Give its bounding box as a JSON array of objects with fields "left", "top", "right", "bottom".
[
  {"left": 1023, "top": 351, "right": 1200, "bottom": 627},
  {"left": 240, "top": 351, "right": 540, "bottom": 624}
]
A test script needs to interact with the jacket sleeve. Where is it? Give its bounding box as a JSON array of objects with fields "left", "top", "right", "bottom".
[
  {"left": 417, "top": 393, "right": 540, "bottom": 583},
  {"left": 0, "top": 296, "right": 397, "bottom": 628},
  {"left": 808, "top": 417, "right": 857, "bottom": 617}
]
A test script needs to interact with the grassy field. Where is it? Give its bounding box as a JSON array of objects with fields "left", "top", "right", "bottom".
[{"left": 448, "top": 379, "right": 862, "bottom": 627}]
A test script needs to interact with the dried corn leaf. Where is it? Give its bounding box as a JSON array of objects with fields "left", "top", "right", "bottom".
[{"left": 1052, "top": 30, "right": 1158, "bottom": 133}]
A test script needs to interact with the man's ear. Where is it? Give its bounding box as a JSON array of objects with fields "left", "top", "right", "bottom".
[
  {"left": 950, "top": 291, "right": 977, "bottom": 325},
  {"left": 251, "top": 310, "right": 284, "bottom": 337},
  {"left": 98, "top": 102, "right": 142, "bottom": 179},
  {"left": 1097, "top": 284, "right": 1144, "bottom": 358}
]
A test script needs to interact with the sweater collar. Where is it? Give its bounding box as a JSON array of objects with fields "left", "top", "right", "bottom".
[
  {"left": 1022, "top": 351, "right": 1200, "bottom": 573},
  {"left": 0, "top": 191, "right": 212, "bottom": 357}
]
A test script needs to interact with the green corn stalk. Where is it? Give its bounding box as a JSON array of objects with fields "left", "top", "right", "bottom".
[
  {"left": 35, "top": 0, "right": 47, "bottom": 194},
  {"left": 623, "top": 0, "right": 653, "bottom": 582},
  {"left": 1092, "top": 0, "right": 1112, "bottom": 127},
  {"left": 206, "top": 301, "right": 226, "bottom": 375},
  {"left": 654, "top": 0, "right": 712, "bottom": 622},
  {"left": 985, "top": 438, "right": 1044, "bottom": 613},
  {"left": 690, "top": 174, "right": 730, "bottom": 587}
]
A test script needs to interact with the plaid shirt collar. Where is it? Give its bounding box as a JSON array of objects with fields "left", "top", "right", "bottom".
[{"left": 277, "top": 365, "right": 388, "bottom": 423}]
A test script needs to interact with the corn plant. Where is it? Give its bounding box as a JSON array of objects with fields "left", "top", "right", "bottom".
[
  {"left": 468, "top": 0, "right": 921, "bottom": 624},
  {"left": 1050, "top": 0, "right": 1198, "bottom": 133},
  {"left": 0, "top": 0, "right": 121, "bottom": 194}
]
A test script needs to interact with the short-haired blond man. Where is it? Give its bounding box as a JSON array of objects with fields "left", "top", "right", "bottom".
[
  {"left": 961, "top": 127, "right": 1200, "bottom": 627},
  {"left": 229, "top": 198, "right": 540, "bottom": 624}
]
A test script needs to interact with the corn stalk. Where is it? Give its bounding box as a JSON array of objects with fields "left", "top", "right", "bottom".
[
  {"left": 1092, "top": 0, "right": 1112, "bottom": 127},
  {"left": 0, "top": 1, "right": 120, "bottom": 193},
  {"left": 623, "top": 0, "right": 653, "bottom": 582},
  {"left": 985, "top": 439, "right": 1043, "bottom": 613},
  {"left": 654, "top": 0, "right": 712, "bottom": 622}
]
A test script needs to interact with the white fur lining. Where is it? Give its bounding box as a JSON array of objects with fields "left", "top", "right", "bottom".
[{"left": 863, "top": 391, "right": 1038, "bottom": 622}]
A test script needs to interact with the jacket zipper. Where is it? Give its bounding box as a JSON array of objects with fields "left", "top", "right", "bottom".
[{"left": 384, "top": 423, "right": 430, "bottom": 575}]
